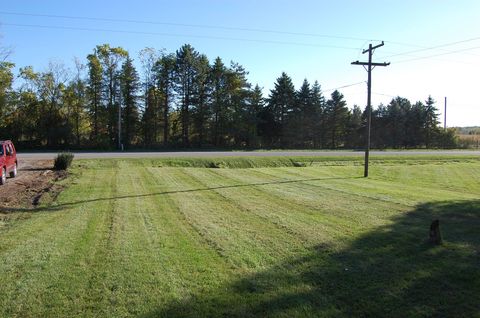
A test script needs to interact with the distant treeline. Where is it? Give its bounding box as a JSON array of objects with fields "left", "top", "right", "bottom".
[{"left": 0, "top": 43, "right": 457, "bottom": 150}]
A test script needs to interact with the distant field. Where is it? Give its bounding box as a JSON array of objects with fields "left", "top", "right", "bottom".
[
  {"left": 457, "top": 134, "right": 480, "bottom": 148},
  {"left": 0, "top": 156, "right": 479, "bottom": 317}
]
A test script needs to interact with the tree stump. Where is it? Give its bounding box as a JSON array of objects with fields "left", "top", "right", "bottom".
[{"left": 429, "top": 219, "right": 442, "bottom": 245}]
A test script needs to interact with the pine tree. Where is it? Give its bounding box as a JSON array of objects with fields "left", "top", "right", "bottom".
[
  {"left": 310, "top": 81, "right": 325, "bottom": 148},
  {"left": 175, "top": 44, "right": 198, "bottom": 146},
  {"left": 86, "top": 52, "right": 104, "bottom": 144},
  {"left": 295, "top": 79, "right": 312, "bottom": 147},
  {"left": 192, "top": 54, "right": 211, "bottom": 147},
  {"left": 246, "top": 84, "right": 264, "bottom": 148},
  {"left": 227, "top": 62, "right": 251, "bottom": 147},
  {"left": 345, "top": 105, "right": 363, "bottom": 148},
  {"left": 211, "top": 57, "right": 228, "bottom": 146},
  {"left": 120, "top": 56, "right": 140, "bottom": 148},
  {"left": 154, "top": 53, "right": 176, "bottom": 146},
  {"left": 424, "top": 95, "right": 440, "bottom": 147},
  {"left": 325, "top": 90, "right": 349, "bottom": 148},
  {"left": 268, "top": 72, "right": 296, "bottom": 146}
]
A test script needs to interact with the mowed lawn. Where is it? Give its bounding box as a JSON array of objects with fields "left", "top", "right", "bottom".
[{"left": 0, "top": 157, "right": 479, "bottom": 317}]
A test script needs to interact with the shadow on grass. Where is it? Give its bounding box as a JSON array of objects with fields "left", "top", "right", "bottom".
[
  {"left": 145, "top": 200, "right": 480, "bottom": 317},
  {"left": 0, "top": 176, "right": 360, "bottom": 213}
]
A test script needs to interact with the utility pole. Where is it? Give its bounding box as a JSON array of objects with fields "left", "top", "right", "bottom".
[
  {"left": 352, "top": 42, "right": 390, "bottom": 178},
  {"left": 444, "top": 97, "right": 447, "bottom": 130},
  {"left": 118, "top": 82, "right": 123, "bottom": 151}
]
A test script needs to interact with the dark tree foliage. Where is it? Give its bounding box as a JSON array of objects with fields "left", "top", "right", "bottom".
[
  {"left": 120, "top": 56, "right": 140, "bottom": 148},
  {"left": 3, "top": 43, "right": 458, "bottom": 150},
  {"left": 325, "top": 90, "right": 349, "bottom": 148},
  {"left": 267, "top": 72, "right": 296, "bottom": 146}
]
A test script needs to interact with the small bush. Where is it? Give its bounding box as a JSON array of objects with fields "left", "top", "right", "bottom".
[{"left": 54, "top": 152, "right": 74, "bottom": 170}]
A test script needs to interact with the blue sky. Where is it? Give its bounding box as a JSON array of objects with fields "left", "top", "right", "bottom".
[{"left": 1, "top": 0, "right": 480, "bottom": 126}]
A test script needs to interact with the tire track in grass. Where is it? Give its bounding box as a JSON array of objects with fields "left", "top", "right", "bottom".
[{"left": 147, "top": 167, "right": 307, "bottom": 270}]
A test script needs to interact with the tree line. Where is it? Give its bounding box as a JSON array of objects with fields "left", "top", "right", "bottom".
[{"left": 0, "top": 43, "right": 456, "bottom": 149}]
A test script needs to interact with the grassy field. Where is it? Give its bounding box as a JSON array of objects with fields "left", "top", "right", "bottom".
[{"left": 0, "top": 156, "right": 479, "bottom": 317}]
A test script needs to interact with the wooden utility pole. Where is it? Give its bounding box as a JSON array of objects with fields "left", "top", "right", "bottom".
[
  {"left": 444, "top": 97, "right": 447, "bottom": 130},
  {"left": 352, "top": 42, "right": 390, "bottom": 177}
]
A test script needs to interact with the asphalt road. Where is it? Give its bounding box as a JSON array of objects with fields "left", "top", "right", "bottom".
[{"left": 17, "top": 150, "right": 480, "bottom": 160}]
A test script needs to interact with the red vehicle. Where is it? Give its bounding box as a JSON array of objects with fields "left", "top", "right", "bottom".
[{"left": 0, "top": 140, "right": 17, "bottom": 185}]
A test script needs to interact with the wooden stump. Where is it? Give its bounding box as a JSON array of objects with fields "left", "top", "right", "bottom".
[{"left": 429, "top": 219, "right": 442, "bottom": 245}]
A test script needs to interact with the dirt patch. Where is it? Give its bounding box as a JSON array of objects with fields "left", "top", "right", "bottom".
[{"left": 0, "top": 159, "right": 67, "bottom": 212}]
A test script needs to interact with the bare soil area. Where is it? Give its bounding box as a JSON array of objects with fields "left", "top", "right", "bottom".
[{"left": 0, "top": 159, "right": 67, "bottom": 212}]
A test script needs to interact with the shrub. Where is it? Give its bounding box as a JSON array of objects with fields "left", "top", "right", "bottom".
[{"left": 54, "top": 152, "right": 74, "bottom": 170}]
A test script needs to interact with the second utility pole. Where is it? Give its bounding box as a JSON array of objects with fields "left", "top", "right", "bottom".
[{"left": 352, "top": 42, "right": 390, "bottom": 177}]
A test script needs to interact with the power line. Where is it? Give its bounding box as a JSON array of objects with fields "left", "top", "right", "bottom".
[
  {"left": 381, "top": 36, "right": 480, "bottom": 59},
  {"left": 392, "top": 45, "right": 480, "bottom": 64},
  {"left": 0, "top": 11, "right": 379, "bottom": 42},
  {"left": 1, "top": 23, "right": 362, "bottom": 50},
  {"left": 323, "top": 81, "right": 365, "bottom": 92},
  {"left": 3, "top": 10, "right": 480, "bottom": 60}
]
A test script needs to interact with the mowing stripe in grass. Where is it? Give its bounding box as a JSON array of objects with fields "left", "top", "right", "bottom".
[
  {"left": 207, "top": 167, "right": 408, "bottom": 231},
  {"left": 180, "top": 167, "right": 369, "bottom": 245},
  {"left": 146, "top": 167, "right": 307, "bottom": 269}
]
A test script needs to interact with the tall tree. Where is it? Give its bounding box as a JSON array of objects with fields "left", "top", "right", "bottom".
[
  {"left": 192, "top": 54, "right": 211, "bottom": 147},
  {"left": 120, "top": 56, "right": 140, "bottom": 148},
  {"left": 424, "top": 95, "right": 439, "bottom": 147},
  {"left": 345, "top": 105, "right": 363, "bottom": 148},
  {"left": 386, "top": 97, "right": 411, "bottom": 148},
  {"left": 310, "top": 81, "right": 325, "bottom": 148},
  {"left": 294, "top": 79, "right": 312, "bottom": 147},
  {"left": 325, "top": 90, "right": 349, "bottom": 148},
  {"left": 0, "top": 61, "right": 15, "bottom": 133},
  {"left": 154, "top": 53, "right": 176, "bottom": 146},
  {"left": 175, "top": 44, "right": 198, "bottom": 146},
  {"left": 86, "top": 52, "right": 104, "bottom": 144},
  {"left": 268, "top": 72, "right": 296, "bottom": 146},
  {"left": 96, "top": 44, "right": 128, "bottom": 147},
  {"left": 245, "top": 84, "right": 264, "bottom": 147},
  {"left": 139, "top": 47, "right": 162, "bottom": 146},
  {"left": 227, "top": 61, "right": 251, "bottom": 147},
  {"left": 63, "top": 59, "right": 89, "bottom": 146},
  {"left": 211, "top": 57, "right": 228, "bottom": 146}
]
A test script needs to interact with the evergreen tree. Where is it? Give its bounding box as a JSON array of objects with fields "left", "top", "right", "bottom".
[
  {"left": 139, "top": 48, "right": 161, "bottom": 147},
  {"left": 227, "top": 62, "right": 251, "bottom": 147},
  {"left": 345, "top": 105, "right": 363, "bottom": 148},
  {"left": 154, "top": 53, "right": 176, "bottom": 146},
  {"left": 246, "top": 84, "right": 264, "bottom": 147},
  {"left": 86, "top": 52, "right": 104, "bottom": 144},
  {"left": 268, "top": 72, "right": 296, "bottom": 146},
  {"left": 310, "top": 81, "right": 325, "bottom": 148},
  {"left": 325, "top": 90, "right": 349, "bottom": 148},
  {"left": 175, "top": 44, "right": 198, "bottom": 146},
  {"left": 211, "top": 57, "right": 228, "bottom": 146},
  {"left": 192, "top": 54, "right": 211, "bottom": 147},
  {"left": 424, "top": 95, "right": 440, "bottom": 147},
  {"left": 294, "top": 79, "right": 312, "bottom": 147},
  {"left": 386, "top": 97, "right": 411, "bottom": 148},
  {"left": 120, "top": 56, "right": 140, "bottom": 148}
]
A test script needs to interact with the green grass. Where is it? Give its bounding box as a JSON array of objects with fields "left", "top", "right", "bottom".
[{"left": 1, "top": 156, "right": 479, "bottom": 317}]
